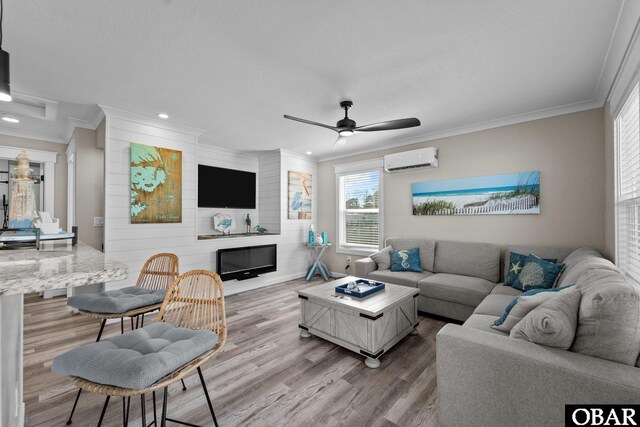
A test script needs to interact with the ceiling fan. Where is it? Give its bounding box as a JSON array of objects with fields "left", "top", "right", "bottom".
[{"left": 284, "top": 101, "right": 421, "bottom": 149}]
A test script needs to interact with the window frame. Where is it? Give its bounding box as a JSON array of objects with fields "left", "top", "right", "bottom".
[
  {"left": 614, "top": 75, "right": 640, "bottom": 285},
  {"left": 334, "top": 158, "right": 384, "bottom": 256}
]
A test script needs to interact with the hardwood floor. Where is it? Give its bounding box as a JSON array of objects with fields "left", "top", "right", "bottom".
[{"left": 24, "top": 278, "right": 446, "bottom": 426}]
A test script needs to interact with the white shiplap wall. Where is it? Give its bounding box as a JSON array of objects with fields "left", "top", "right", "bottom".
[{"left": 103, "top": 108, "right": 318, "bottom": 295}]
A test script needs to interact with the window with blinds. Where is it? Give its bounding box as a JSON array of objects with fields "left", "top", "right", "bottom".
[
  {"left": 616, "top": 83, "right": 640, "bottom": 283},
  {"left": 337, "top": 170, "right": 381, "bottom": 253}
]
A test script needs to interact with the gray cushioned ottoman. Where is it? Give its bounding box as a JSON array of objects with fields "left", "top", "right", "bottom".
[
  {"left": 67, "top": 286, "right": 167, "bottom": 314},
  {"left": 52, "top": 322, "right": 218, "bottom": 389}
]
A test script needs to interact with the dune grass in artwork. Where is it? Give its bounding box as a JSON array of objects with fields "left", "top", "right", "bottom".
[
  {"left": 130, "top": 143, "right": 182, "bottom": 224},
  {"left": 412, "top": 171, "right": 540, "bottom": 216}
]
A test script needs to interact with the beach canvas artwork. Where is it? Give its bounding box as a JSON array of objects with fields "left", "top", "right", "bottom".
[
  {"left": 130, "top": 143, "right": 182, "bottom": 223},
  {"left": 288, "top": 171, "right": 312, "bottom": 219},
  {"left": 412, "top": 171, "right": 540, "bottom": 216}
]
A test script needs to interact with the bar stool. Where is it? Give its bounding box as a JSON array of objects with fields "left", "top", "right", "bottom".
[
  {"left": 68, "top": 253, "right": 179, "bottom": 341},
  {"left": 53, "top": 270, "right": 226, "bottom": 427},
  {"left": 63, "top": 253, "right": 179, "bottom": 424}
]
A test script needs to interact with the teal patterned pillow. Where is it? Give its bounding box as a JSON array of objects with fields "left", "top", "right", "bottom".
[
  {"left": 505, "top": 252, "right": 557, "bottom": 286},
  {"left": 512, "top": 254, "right": 565, "bottom": 291},
  {"left": 390, "top": 248, "right": 422, "bottom": 273}
]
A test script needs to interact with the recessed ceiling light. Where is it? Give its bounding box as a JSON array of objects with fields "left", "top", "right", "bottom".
[
  {"left": 306, "top": 151, "right": 312, "bottom": 155},
  {"left": 2, "top": 115, "right": 19, "bottom": 123},
  {"left": 157, "top": 113, "right": 169, "bottom": 119}
]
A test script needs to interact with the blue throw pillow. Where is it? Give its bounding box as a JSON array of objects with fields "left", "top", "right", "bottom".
[
  {"left": 494, "top": 286, "right": 572, "bottom": 327},
  {"left": 390, "top": 248, "right": 422, "bottom": 273},
  {"left": 505, "top": 252, "right": 558, "bottom": 286},
  {"left": 511, "top": 254, "right": 565, "bottom": 291}
]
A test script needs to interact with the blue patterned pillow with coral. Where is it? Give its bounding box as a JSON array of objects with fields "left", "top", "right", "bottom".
[
  {"left": 390, "top": 248, "right": 422, "bottom": 273},
  {"left": 505, "top": 252, "right": 557, "bottom": 287},
  {"left": 511, "top": 254, "right": 565, "bottom": 291}
]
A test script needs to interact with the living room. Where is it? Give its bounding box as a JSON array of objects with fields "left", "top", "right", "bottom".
[{"left": 0, "top": 1, "right": 639, "bottom": 426}]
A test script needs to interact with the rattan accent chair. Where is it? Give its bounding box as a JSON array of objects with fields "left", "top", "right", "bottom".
[
  {"left": 78, "top": 253, "right": 179, "bottom": 340},
  {"left": 63, "top": 270, "right": 227, "bottom": 427}
]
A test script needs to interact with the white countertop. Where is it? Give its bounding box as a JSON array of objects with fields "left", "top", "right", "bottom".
[{"left": 0, "top": 241, "right": 128, "bottom": 296}]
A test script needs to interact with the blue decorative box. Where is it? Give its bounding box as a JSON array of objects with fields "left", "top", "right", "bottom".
[{"left": 335, "top": 279, "right": 385, "bottom": 298}]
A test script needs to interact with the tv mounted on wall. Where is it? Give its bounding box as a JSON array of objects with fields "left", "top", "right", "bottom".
[
  {"left": 216, "top": 244, "right": 277, "bottom": 281},
  {"left": 198, "top": 164, "right": 256, "bottom": 209}
]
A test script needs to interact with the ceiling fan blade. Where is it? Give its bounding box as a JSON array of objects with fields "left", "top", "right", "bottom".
[
  {"left": 354, "top": 117, "right": 421, "bottom": 132},
  {"left": 332, "top": 135, "right": 348, "bottom": 150},
  {"left": 283, "top": 115, "right": 340, "bottom": 132}
]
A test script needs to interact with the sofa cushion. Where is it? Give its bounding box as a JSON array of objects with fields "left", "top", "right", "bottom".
[
  {"left": 571, "top": 269, "right": 640, "bottom": 366},
  {"left": 491, "top": 290, "right": 563, "bottom": 333},
  {"left": 556, "top": 247, "right": 602, "bottom": 286},
  {"left": 493, "top": 287, "right": 570, "bottom": 328},
  {"left": 434, "top": 240, "right": 500, "bottom": 282},
  {"left": 511, "top": 255, "right": 565, "bottom": 291},
  {"left": 502, "top": 245, "right": 576, "bottom": 282},
  {"left": 462, "top": 314, "right": 508, "bottom": 337},
  {"left": 367, "top": 270, "right": 431, "bottom": 287},
  {"left": 67, "top": 286, "right": 167, "bottom": 314},
  {"left": 386, "top": 237, "right": 436, "bottom": 272},
  {"left": 473, "top": 294, "right": 515, "bottom": 317},
  {"left": 504, "top": 252, "right": 557, "bottom": 286},
  {"left": 370, "top": 245, "right": 393, "bottom": 270},
  {"left": 490, "top": 284, "right": 523, "bottom": 298},
  {"left": 558, "top": 257, "right": 620, "bottom": 288},
  {"left": 52, "top": 323, "right": 218, "bottom": 389},
  {"left": 390, "top": 248, "right": 422, "bottom": 272},
  {"left": 418, "top": 273, "right": 495, "bottom": 307},
  {"left": 510, "top": 286, "right": 582, "bottom": 350}
]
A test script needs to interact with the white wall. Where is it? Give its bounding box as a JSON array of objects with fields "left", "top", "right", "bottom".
[{"left": 102, "top": 107, "right": 317, "bottom": 295}]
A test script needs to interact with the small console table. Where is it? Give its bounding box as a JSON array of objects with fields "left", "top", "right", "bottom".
[{"left": 304, "top": 242, "right": 332, "bottom": 281}]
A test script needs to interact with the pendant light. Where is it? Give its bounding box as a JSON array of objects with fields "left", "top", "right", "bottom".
[{"left": 0, "top": 0, "right": 11, "bottom": 102}]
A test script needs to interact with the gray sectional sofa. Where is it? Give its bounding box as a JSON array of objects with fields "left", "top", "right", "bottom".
[{"left": 355, "top": 237, "right": 640, "bottom": 427}]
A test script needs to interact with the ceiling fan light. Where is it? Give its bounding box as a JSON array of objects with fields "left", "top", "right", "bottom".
[
  {"left": 2, "top": 115, "right": 18, "bottom": 123},
  {"left": 0, "top": 49, "right": 11, "bottom": 102},
  {"left": 339, "top": 129, "right": 354, "bottom": 136}
]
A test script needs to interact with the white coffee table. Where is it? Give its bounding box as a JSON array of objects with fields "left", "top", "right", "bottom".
[{"left": 297, "top": 276, "right": 419, "bottom": 368}]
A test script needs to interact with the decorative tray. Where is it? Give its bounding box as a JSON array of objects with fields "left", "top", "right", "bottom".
[{"left": 335, "top": 279, "right": 385, "bottom": 298}]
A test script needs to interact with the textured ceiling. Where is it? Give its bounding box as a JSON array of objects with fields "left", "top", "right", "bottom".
[{"left": 0, "top": 1, "right": 624, "bottom": 159}]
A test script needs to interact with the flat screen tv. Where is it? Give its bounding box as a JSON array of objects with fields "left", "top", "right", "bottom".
[
  {"left": 198, "top": 164, "right": 256, "bottom": 209},
  {"left": 216, "top": 244, "right": 277, "bottom": 281}
]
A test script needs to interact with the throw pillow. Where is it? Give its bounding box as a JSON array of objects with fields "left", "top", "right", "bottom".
[
  {"left": 390, "top": 248, "right": 422, "bottom": 273},
  {"left": 370, "top": 246, "right": 393, "bottom": 270},
  {"left": 505, "top": 252, "right": 558, "bottom": 287},
  {"left": 510, "top": 286, "right": 582, "bottom": 350},
  {"left": 511, "top": 254, "right": 565, "bottom": 291},
  {"left": 493, "top": 286, "right": 571, "bottom": 330},
  {"left": 571, "top": 269, "right": 640, "bottom": 366}
]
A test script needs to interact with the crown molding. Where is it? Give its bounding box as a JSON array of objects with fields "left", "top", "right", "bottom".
[
  {"left": 99, "top": 105, "right": 205, "bottom": 137},
  {"left": 0, "top": 126, "right": 66, "bottom": 145},
  {"left": 317, "top": 98, "right": 602, "bottom": 162}
]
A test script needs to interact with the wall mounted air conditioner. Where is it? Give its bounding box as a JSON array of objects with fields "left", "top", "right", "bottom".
[{"left": 383, "top": 147, "right": 438, "bottom": 173}]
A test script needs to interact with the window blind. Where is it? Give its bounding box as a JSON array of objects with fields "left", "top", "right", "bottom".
[
  {"left": 338, "top": 170, "right": 380, "bottom": 249},
  {"left": 616, "top": 83, "right": 640, "bottom": 283}
]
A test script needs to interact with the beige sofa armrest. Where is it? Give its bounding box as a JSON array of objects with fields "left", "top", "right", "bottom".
[
  {"left": 436, "top": 323, "right": 640, "bottom": 427},
  {"left": 354, "top": 257, "right": 377, "bottom": 278}
]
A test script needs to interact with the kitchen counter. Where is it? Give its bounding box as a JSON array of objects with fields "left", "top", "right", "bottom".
[{"left": 0, "top": 241, "right": 127, "bottom": 296}]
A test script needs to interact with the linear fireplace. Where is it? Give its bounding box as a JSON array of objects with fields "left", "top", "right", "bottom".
[{"left": 216, "top": 244, "right": 277, "bottom": 281}]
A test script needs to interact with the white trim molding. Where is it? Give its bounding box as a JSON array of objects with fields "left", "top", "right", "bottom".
[{"left": 99, "top": 105, "right": 205, "bottom": 137}]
